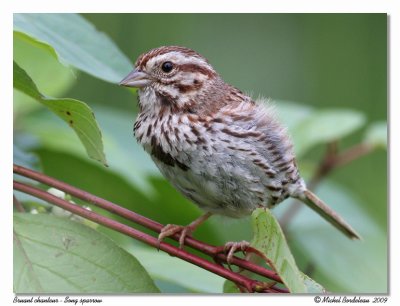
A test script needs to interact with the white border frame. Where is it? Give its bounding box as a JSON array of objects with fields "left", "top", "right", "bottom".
[{"left": 2, "top": 1, "right": 398, "bottom": 305}]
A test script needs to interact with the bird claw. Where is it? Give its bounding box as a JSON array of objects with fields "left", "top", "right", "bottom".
[
  {"left": 158, "top": 224, "right": 193, "bottom": 249},
  {"left": 157, "top": 213, "right": 213, "bottom": 250},
  {"left": 213, "top": 240, "right": 254, "bottom": 268},
  {"left": 213, "top": 240, "right": 268, "bottom": 270},
  {"left": 224, "top": 241, "right": 251, "bottom": 264}
]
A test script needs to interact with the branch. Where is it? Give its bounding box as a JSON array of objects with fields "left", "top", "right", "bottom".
[
  {"left": 13, "top": 164, "right": 288, "bottom": 293},
  {"left": 310, "top": 141, "right": 374, "bottom": 187},
  {"left": 13, "top": 194, "right": 25, "bottom": 212},
  {"left": 280, "top": 141, "right": 375, "bottom": 229}
]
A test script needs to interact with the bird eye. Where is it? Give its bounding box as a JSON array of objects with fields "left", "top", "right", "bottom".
[{"left": 161, "top": 61, "right": 174, "bottom": 73}]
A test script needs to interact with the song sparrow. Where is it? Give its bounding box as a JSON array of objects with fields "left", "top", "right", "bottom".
[{"left": 120, "top": 46, "right": 360, "bottom": 257}]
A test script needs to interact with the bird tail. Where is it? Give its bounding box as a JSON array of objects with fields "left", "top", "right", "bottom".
[{"left": 300, "top": 189, "right": 361, "bottom": 240}]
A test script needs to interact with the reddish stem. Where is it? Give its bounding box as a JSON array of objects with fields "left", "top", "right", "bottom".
[
  {"left": 14, "top": 181, "right": 279, "bottom": 292},
  {"left": 13, "top": 164, "right": 283, "bottom": 285}
]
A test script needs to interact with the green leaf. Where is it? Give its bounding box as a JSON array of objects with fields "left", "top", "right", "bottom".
[
  {"left": 13, "top": 61, "right": 107, "bottom": 166},
  {"left": 273, "top": 100, "right": 314, "bottom": 130},
  {"left": 291, "top": 109, "right": 366, "bottom": 156},
  {"left": 13, "top": 34, "right": 77, "bottom": 119},
  {"left": 13, "top": 61, "right": 42, "bottom": 100},
  {"left": 300, "top": 272, "right": 327, "bottom": 293},
  {"left": 364, "top": 121, "right": 387, "bottom": 149},
  {"left": 223, "top": 280, "right": 241, "bottom": 293},
  {"left": 250, "top": 208, "right": 325, "bottom": 293},
  {"left": 13, "top": 213, "right": 159, "bottom": 293},
  {"left": 271, "top": 102, "right": 367, "bottom": 156},
  {"left": 14, "top": 13, "right": 132, "bottom": 83},
  {"left": 13, "top": 33, "right": 77, "bottom": 97},
  {"left": 126, "top": 245, "right": 225, "bottom": 293}
]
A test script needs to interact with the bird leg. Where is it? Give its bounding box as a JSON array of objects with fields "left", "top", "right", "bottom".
[{"left": 158, "top": 212, "right": 212, "bottom": 249}]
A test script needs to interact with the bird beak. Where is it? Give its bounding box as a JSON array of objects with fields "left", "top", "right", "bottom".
[{"left": 119, "top": 68, "right": 151, "bottom": 88}]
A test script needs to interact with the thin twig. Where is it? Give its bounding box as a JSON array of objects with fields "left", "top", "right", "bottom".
[
  {"left": 280, "top": 141, "right": 375, "bottom": 229},
  {"left": 13, "top": 164, "right": 283, "bottom": 285},
  {"left": 333, "top": 143, "right": 374, "bottom": 169},
  {"left": 13, "top": 194, "right": 25, "bottom": 212},
  {"left": 13, "top": 180, "right": 287, "bottom": 293}
]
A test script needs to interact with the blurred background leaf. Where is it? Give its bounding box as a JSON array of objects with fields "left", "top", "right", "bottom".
[
  {"left": 14, "top": 13, "right": 132, "bottom": 83},
  {"left": 289, "top": 109, "right": 366, "bottom": 156},
  {"left": 125, "top": 244, "right": 225, "bottom": 293},
  {"left": 13, "top": 13, "right": 387, "bottom": 293},
  {"left": 364, "top": 121, "right": 387, "bottom": 149}
]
